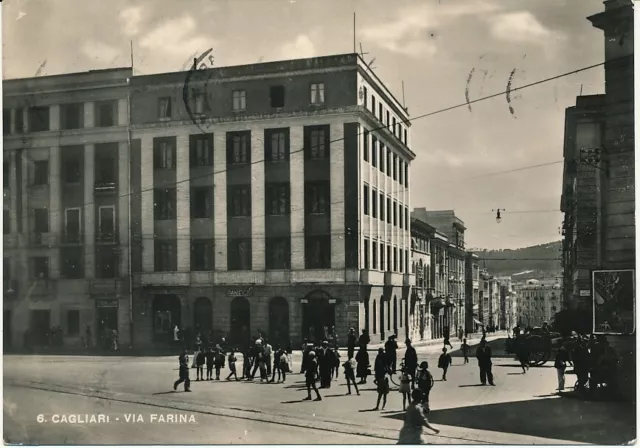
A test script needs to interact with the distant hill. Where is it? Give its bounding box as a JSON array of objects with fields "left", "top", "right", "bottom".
[{"left": 469, "top": 241, "right": 562, "bottom": 281}]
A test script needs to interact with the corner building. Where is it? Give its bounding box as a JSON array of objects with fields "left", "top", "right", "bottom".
[{"left": 129, "top": 54, "right": 415, "bottom": 348}]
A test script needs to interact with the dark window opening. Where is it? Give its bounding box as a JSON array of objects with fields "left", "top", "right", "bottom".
[
  {"left": 29, "top": 106, "right": 50, "bottom": 132},
  {"left": 154, "top": 188, "right": 176, "bottom": 220},
  {"left": 190, "top": 134, "right": 213, "bottom": 167},
  {"left": 31, "top": 257, "right": 49, "bottom": 279},
  {"left": 227, "top": 132, "right": 250, "bottom": 165},
  {"left": 363, "top": 185, "right": 369, "bottom": 215},
  {"left": 364, "top": 238, "right": 370, "bottom": 269},
  {"left": 305, "top": 181, "right": 329, "bottom": 214},
  {"left": 67, "top": 310, "right": 80, "bottom": 336},
  {"left": 153, "top": 137, "right": 177, "bottom": 169},
  {"left": 270, "top": 85, "right": 285, "bottom": 108},
  {"left": 228, "top": 238, "right": 252, "bottom": 270},
  {"left": 63, "top": 158, "right": 81, "bottom": 184},
  {"left": 98, "top": 206, "right": 116, "bottom": 242},
  {"left": 158, "top": 97, "right": 172, "bottom": 120},
  {"left": 191, "top": 187, "right": 213, "bottom": 219},
  {"left": 228, "top": 185, "right": 251, "bottom": 217},
  {"left": 266, "top": 129, "right": 289, "bottom": 162},
  {"left": 34, "top": 161, "right": 48, "bottom": 185},
  {"left": 305, "top": 235, "right": 330, "bottom": 269},
  {"left": 266, "top": 183, "right": 290, "bottom": 215},
  {"left": 386, "top": 197, "right": 392, "bottom": 224},
  {"left": 191, "top": 240, "right": 214, "bottom": 271},
  {"left": 379, "top": 193, "right": 385, "bottom": 222},
  {"left": 61, "top": 247, "right": 84, "bottom": 279},
  {"left": 154, "top": 240, "right": 177, "bottom": 272},
  {"left": 371, "top": 188, "right": 378, "bottom": 218},
  {"left": 266, "top": 237, "right": 291, "bottom": 270},
  {"left": 95, "top": 101, "right": 116, "bottom": 127},
  {"left": 61, "top": 103, "right": 83, "bottom": 130},
  {"left": 96, "top": 247, "right": 117, "bottom": 278},
  {"left": 372, "top": 241, "right": 378, "bottom": 269},
  {"left": 64, "top": 208, "right": 81, "bottom": 243}
]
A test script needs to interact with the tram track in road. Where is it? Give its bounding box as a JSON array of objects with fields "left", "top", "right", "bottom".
[{"left": 4, "top": 379, "right": 504, "bottom": 445}]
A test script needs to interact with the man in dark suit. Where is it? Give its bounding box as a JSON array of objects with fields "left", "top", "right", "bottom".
[
  {"left": 173, "top": 348, "right": 192, "bottom": 392},
  {"left": 476, "top": 339, "right": 495, "bottom": 386}
]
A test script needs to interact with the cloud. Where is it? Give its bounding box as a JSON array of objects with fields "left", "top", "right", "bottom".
[
  {"left": 361, "top": 0, "right": 500, "bottom": 58},
  {"left": 120, "top": 5, "right": 143, "bottom": 37},
  {"left": 279, "top": 34, "right": 316, "bottom": 60},
  {"left": 139, "top": 14, "right": 212, "bottom": 59},
  {"left": 81, "top": 40, "right": 120, "bottom": 64},
  {"left": 489, "top": 12, "right": 555, "bottom": 44}
]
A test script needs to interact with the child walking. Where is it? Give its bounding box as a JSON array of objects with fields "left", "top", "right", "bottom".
[
  {"left": 226, "top": 350, "right": 239, "bottom": 381},
  {"left": 461, "top": 338, "right": 470, "bottom": 364},
  {"left": 438, "top": 348, "right": 452, "bottom": 381},
  {"left": 343, "top": 357, "right": 360, "bottom": 395},
  {"left": 374, "top": 373, "right": 390, "bottom": 410},
  {"left": 416, "top": 361, "right": 435, "bottom": 413},
  {"left": 398, "top": 367, "right": 412, "bottom": 411}
]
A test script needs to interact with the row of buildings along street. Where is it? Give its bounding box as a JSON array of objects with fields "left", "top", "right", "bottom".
[{"left": 3, "top": 54, "right": 556, "bottom": 352}]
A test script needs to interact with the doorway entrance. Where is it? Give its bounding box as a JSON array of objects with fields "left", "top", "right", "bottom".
[
  {"left": 302, "top": 292, "right": 336, "bottom": 343},
  {"left": 152, "top": 295, "right": 181, "bottom": 343},
  {"left": 96, "top": 303, "right": 118, "bottom": 349},
  {"left": 193, "top": 297, "right": 213, "bottom": 334},
  {"left": 268, "top": 297, "right": 289, "bottom": 347},
  {"left": 30, "top": 310, "right": 51, "bottom": 346},
  {"left": 230, "top": 297, "right": 251, "bottom": 346}
]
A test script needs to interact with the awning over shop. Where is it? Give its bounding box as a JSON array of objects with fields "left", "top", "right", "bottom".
[{"left": 473, "top": 319, "right": 484, "bottom": 326}]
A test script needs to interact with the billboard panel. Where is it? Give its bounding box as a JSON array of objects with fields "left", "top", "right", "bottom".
[{"left": 592, "top": 269, "right": 635, "bottom": 335}]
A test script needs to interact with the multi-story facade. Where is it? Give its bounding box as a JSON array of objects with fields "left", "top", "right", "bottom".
[
  {"left": 128, "top": 54, "right": 415, "bottom": 347},
  {"left": 479, "top": 270, "right": 500, "bottom": 329},
  {"left": 465, "top": 252, "right": 480, "bottom": 333},
  {"left": 497, "top": 276, "right": 514, "bottom": 330},
  {"left": 3, "top": 54, "right": 416, "bottom": 349},
  {"left": 3, "top": 68, "right": 134, "bottom": 350},
  {"left": 426, "top": 227, "right": 451, "bottom": 339},
  {"left": 514, "top": 279, "right": 562, "bottom": 328},
  {"left": 409, "top": 217, "right": 433, "bottom": 342}
]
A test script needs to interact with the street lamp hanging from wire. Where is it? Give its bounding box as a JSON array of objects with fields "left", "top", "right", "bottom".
[{"left": 492, "top": 209, "right": 505, "bottom": 224}]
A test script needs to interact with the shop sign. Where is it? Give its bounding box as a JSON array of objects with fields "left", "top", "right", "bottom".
[
  {"left": 579, "top": 289, "right": 591, "bottom": 297},
  {"left": 226, "top": 286, "right": 254, "bottom": 297},
  {"left": 96, "top": 299, "right": 118, "bottom": 308}
]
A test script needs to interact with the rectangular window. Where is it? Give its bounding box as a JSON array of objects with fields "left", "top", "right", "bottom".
[
  {"left": 399, "top": 203, "right": 403, "bottom": 229},
  {"left": 3, "top": 109, "right": 10, "bottom": 135},
  {"left": 63, "top": 157, "right": 81, "bottom": 184},
  {"left": 232, "top": 90, "right": 246, "bottom": 111},
  {"left": 266, "top": 183, "right": 290, "bottom": 215},
  {"left": 28, "top": 106, "right": 50, "bottom": 132},
  {"left": 266, "top": 237, "right": 291, "bottom": 269},
  {"left": 363, "top": 87, "right": 368, "bottom": 109},
  {"left": 363, "top": 185, "right": 369, "bottom": 216},
  {"left": 386, "top": 111, "right": 390, "bottom": 128},
  {"left": 191, "top": 240, "right": 214, "bottom": 271},
  {"left": 310, "top": 83, "right": 325, "bottom": 105},
  {"left": 67, "top": 310, "right": 80, "bottom": 336},
  {"left": 60, "top": 103, "right": 83, "bottom": 130},
  {"left": 305, "top": 181, "right": 329, "bottom": 214},
  {"left": 393, "top": 201, "right": 397, "bottom": 226},
  {"left": 228, "top": 238, "right": 252, "bottom": 270},
  {"left": 379, "top": 192, "right": 385, "bottom": 222},
  {"left": 405, "top": 207, "right": 409, "bottom": 230},
  {"left": 305, "top": 235, "right": 330, "bottom": 269},
  {"left": 392, "top": 117, "right": 397, "bottom": 136},
  {"left": 387, "top": 245, "right": 391, "bottom": 271},
  {"left": 371, "top": 188, "right": 378, "bottom": 218},
  {"left": 31, "top": 257, "right": 49, "bottom": 279},
  {"left": 34, "top": 208, "right": 49, "bottom": 234},
  {"left": 405, "top": 251, "right": 409, "bottom": 273},
  {"left": 154, "top": 240, "right": 177, "bottom": 272},
  {"left": 371, "top": 95, "right": 376, "bottom": 114},
  {"left": 270, "top": 85, "right": 285, "bottom": 108},
  {"left": 387, "top": 149, "right": 392, "bottom": 176},
  {"left": 64, "top": 208, "right": 81, "bottom": 243},
  {"left": 153, "top": 137, "right": 176, "bottom": 169},
  {"left": 33, "top": 160, "right": 48, "bottom": 185},
  {"left": 190, "top": 187, "right": 213, "bottom": 219},
  {"left": 393, "top": 155, "right": 398, "bottom": 181},
  {"left": 399, "top": 248, "right": 403, "bottom": 272},
  {"left": 308, "top": 127, "right": 328, "bottom": 160},
  {"left": 399, "top": 160, "right": 404, "bottom": 185},
  {"left": 379, "top": 144, "right": 385, "bottom": 173},
  {"left": 95, "top": 101, "right": 116, "bottom": 127},
  {"left": 228, "top": 185, "right": 251, "bottom": 217},
  {"left": 378, "top": 103, "right": 383, "bottom": 122},
  {"left": 372, "top": 241, "right": 378, "bottom": 269},
  {"left": 393, "top": 247, "right": 398, "bottom": 272},
  {"left": 96, "top": 246, "right": 117, "bottom": 278},
  {"left": 227, "top": 132, "right": 250, "bottom": 165},
  {"left": 61, "top": 247, "right": 83, "bottom": 278},
  {"left": 386, "top": 197, "right": 392, "bottom": 224},
  {"left": 153, "top": 188, "right": 176, "bottom": 220},
  {"left": 380, "top": 242, "right": 385, "bottom": 271},
  {"left": 158, "top": 97, "right": 172, "bottom": 120},
  {"left": 98, "top": 206, "right": 116, "bottom": 242},
  {"left": 404, "top": 163, "right": 409, "bottom": 187},
  {"left": 3, "top": 210, "right": 9, "bottom": 234},
  {"left": 363, "top": 238, "right": 370, "bottom": 269},
  {"left": 363, "top": 129, "right": 369, "bottom": 162},
  {"left": 371, "top": 136, "right": 378, "bottom": 167},
  {"left": 404, "top": 129, "right": 408, "bottom": 145},
  {"left": 398, "top": 123, "right": 403, "bottom": 140},
  {"left": 15, "top": 108, "right": 24, "bottom": 133},
  {"left": 190, "top": 134, "right": 213, "bottom": 167},
  {"left": 192, "top": 89, "right": 205, "bottom": 115},
  {"left": 266, "top": 129, "right": 289, "bottom": 162},
  {"left": 95, "top": 154, "right": 116, "bottom": 188}
]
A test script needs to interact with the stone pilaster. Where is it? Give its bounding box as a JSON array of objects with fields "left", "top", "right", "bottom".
[
  {"left": 140, "top": 135, "right": 154, "bottom": 272},
  {"left": 176, "top": 134, "right": 191, "bottom": 273},
  {"left": 49, "top": 105, "right": 60, "bottom": 131},
  {"left": 84, "top": 102, "right": 95, "bottom": 128},
  {"left": 49, "top": 146, "right": 61, "bottom": 278},
  {"left": 330, "top": 124, "right": 345, "bottom": 268},
  {"left": 213, "top": 133, "right": 227, "bottom": 271},
  {"left": 250, "top": 126, "right": 265, "bottom": 271},
  {"left": 84, "top": 144, "right": 95, "bottom": 278},
  {"left": 118, "top": 141, "right": 130, "bottom": 277},
  {"left": 289, "top": 125, "right": 305, "bottom": 270}
]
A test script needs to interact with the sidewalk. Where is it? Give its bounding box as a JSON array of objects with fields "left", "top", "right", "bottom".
[{"left": 365, "top": 331, "right": 508, "bottom": 352}]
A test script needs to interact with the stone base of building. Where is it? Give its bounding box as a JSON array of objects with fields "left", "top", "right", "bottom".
[{"left": 131, "top": 282, "right": 410, "bottom": 349}]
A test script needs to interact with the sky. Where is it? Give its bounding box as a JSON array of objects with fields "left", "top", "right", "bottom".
[{"left": 2, "top": 0, "right": 607, "bottom": 250}]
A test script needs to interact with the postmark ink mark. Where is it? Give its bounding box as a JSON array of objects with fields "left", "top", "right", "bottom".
[
  {"left": 183, "top": 48, "right": 215, "bottom": 132},
  {"left": 506, "top": 68, "right": 517, "bottom": 118},
  {"left": 465, "top": 67, "right": 475, "bottom": 112}
]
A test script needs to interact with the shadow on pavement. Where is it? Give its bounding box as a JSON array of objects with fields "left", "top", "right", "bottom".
[
  {"left": 152, "top": 391, "right": 178, "bottom": 395},
  {"left": 381, "top": 396, "right": 636, "bottom": 444},
  {"left": 458, "top": 384, "right": 486, "bottom": 388}
]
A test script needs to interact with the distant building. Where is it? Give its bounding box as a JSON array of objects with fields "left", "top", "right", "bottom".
[
  {"left": 465, "top": 252, "right": 480, "bottom": 333},
  {"left": 410, "top": 217, "right": 433, "bottom": 342},
  {"left": 496, "top": 276, "right": 515, "bottom": 330},
  {"left": 479, "top": 270, "right": 500, "bottom": 329},
  {"left": 514, "top": 279, "right": 562, "bottom": 328}
]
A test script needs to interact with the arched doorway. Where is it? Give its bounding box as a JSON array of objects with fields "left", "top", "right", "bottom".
[
  {"left": 372, "top": 299, "right": 377, "bottom": 334},
  {"left": 269, "top": 297, "right": 289, "bottom": 347},
  {"left": 302, "top": 290, "right": 335, "bottom": 343},
  {"left": 230, "top": 297, "right": 250, "bottom": 346},
  {"left": 153, "top": 295, "right": 181, "bottom": 342},
  {"left": 193, "top": 297, "right": 212, "bottom": 334}
]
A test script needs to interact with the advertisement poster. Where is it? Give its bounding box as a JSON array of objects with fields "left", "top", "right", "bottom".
[{"left": 592, "top": 269, "right": 635, "bottom": 334}]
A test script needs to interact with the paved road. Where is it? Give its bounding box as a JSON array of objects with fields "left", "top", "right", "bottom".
[{"left": 4, "top": 339, "right": 635, "bottom": 445}]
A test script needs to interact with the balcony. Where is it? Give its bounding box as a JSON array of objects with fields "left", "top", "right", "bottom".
[
  {"left": 94, "top": 181, "right": 117, "bottom": 195},
  {"left": 360, "top": 270, "right": 384, "bottom": 285}
]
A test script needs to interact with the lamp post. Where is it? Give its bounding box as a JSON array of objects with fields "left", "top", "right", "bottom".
[{"left": 492, "top": 209, "right": 505, "bottom": 223}]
